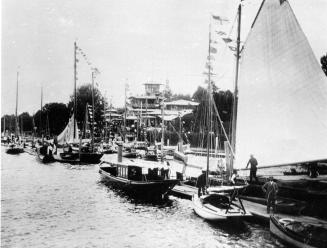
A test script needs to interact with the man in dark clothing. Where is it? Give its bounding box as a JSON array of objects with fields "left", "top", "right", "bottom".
[
  {"left": 262, "top": 176, "right": 278, "bottom": 214},
  {"left": 196, "top": 170, "right": 207, "bottom": 197},
  {"left": 246, "top": 154, "right": 258, "bottom": 183}
]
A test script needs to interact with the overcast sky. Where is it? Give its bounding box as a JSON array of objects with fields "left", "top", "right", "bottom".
[{"left": 2, "top": 0, "right": 327, "bottom": 115}]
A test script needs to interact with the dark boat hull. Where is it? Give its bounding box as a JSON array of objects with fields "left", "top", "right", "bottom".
[
  {"left": 6, "top": 147, "right": 24, "bottom": 154},
  {"left": 99, "top": 167, "right": 178, "bottom": 200},
  {"left": 239, "top": 195, "right": 306, "bottom": 215},
  {"left": 79, "top": 152, "right": 103, "bottom": 163},
  {"left": 55, "top": 152, "right": 103, "bottom": 164},
  {"left": 270, "top": 216, "right": 327, "bottom": 248},
  {"left": 122, "top": 152, "right": 137, "bottom": 158}
]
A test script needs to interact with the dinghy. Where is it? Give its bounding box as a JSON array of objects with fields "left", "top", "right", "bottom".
[
  {"left": 270, "top": 216, "right": 327, "bottom": 248},
  {"left": 192, "top": 186, "right": 251, "bottom": 221}
]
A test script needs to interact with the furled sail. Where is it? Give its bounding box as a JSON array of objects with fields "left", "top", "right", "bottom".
[
  {"left": 57, "top": 114, "right": 79, "bottom": 144},
  {"left": 234, "top": 0, "right": 327, "bottom": 168}
]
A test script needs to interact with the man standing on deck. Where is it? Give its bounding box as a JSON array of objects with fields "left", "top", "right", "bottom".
[
  {"left": 196, "top": 170, "right": 207, "bottom": 197},
  {"left": 246, "top": 154, "right": 258, "bottom": 183},
  {"left": 262, "top": 176, "right": 278, "bottom": 214}
]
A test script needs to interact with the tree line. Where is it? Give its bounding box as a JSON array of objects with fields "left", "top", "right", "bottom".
[{"left": 1, "top": 84, "right": 106, "bottom": 136}]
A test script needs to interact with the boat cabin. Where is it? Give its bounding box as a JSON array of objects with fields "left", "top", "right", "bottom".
[{"left": 103, "top": 163, "right": 168, "bottom": 181}]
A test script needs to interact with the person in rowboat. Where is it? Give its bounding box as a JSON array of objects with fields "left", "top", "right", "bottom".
[
  {"left": 246, "top": 154, "right": 258, "bottom": 183},
  {"left": 262, "top": 176, "right": 278, "bottom": 214}
]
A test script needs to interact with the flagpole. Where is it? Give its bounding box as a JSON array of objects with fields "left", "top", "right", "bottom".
[
  {"left": 15, "top": 70, "right": 19, "bottom": 136},
  {"left": 91, "top": 71, "right": 95, "bottom": 152},
  {"left": 74, "top": 41, "right": 77, "bottom": 140}
]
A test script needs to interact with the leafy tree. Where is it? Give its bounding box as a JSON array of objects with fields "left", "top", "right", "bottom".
[
  {"left": 170, "top": 93, "right": 192, "bottom": 101},
  {"left": 321, "top": 53, "right": 327, "bottom": 76},
  {"left": 18, "top": 112, "right": 33, "bottom": 133},
  {"left": 1, "top": 115, "right": 16, "bottom": 133},
  {"left": 34, "top": 102, "right": 69, "bottom": 136},
  {"left": 192, "top": 86, "right": 207, "bottom": 102},
  {"left": 67, "top": 84, "right": 106, "bottom": 132}
]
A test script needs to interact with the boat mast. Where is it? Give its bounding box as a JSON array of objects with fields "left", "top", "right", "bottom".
[
  {"left": 15, "top": 70, "right": 19, "bottom": 136},
  {"left": 40, "top": 86, "right": 43, "bottom": 140},
  {"left": 161, "top": 97, "right": 165, "bottom": 162},
  {"left": 109, "top": 97, "right": 112, "bottom": 140},
  {"left": 206, "top": 23, "right": 212, "bottom": 187},
  {"left": 91, "top": 71, "right": 95, "bottom": 152},
  {"left": 3, "top": 116, "right": 5, "bottom": 135},
  {"left": 74, "top": 41, "right": 77, "bottom": 140},
  {"left": 231, "top": 3, "right": 242, "bottom": 167},
  {"left": 103, "top": 94, "right": 107, "bottom": 142},
  {"left": 124, "top": 81, "right": 127, "bottom": 141}
]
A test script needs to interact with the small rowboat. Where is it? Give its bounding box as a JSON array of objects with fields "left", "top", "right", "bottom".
[{"left": 270, "top": 216, "right": 327, "bottom": 248}]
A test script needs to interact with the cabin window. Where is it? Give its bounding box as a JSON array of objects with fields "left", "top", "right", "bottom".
[{"left": 118, "top": 166, "right": 128, "bottom": 178}]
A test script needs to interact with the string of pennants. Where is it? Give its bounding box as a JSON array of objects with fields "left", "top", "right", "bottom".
[
  {"left": 75, "top": 44, "right": 100, "bottom": 86},
  {"left": 203, "top": 13, "right": 241, "bottom": 81}
]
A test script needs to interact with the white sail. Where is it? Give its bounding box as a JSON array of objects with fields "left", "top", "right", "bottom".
[
  {"left": 57, "top": 114, "right": 79, "bottom": 144},
  {"left": 234, "top": 0, "right": 327, "bottom": 168}
]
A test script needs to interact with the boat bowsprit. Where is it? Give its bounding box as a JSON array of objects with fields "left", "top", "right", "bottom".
[{"left": 270, "top": 216, "right": 327, "bottom": 248}]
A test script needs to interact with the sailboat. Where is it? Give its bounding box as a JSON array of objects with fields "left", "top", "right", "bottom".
[
  {"left": 196, "top": 0, "right": 327, "bottom": 223},
  {"left": 192, "top": 5, "right": 250, "bottom": 221},
  {"left": 232, "top": 0, "right": 327, "bottom": 172},
  {"left": 6, "top": 70, "right": 24, "bottom": 154},
  {"left": 54, "top": 42, "right": 103, "bottom": 164}
]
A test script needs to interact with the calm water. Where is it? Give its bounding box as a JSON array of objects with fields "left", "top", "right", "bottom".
[{"left": 1, "top": 148, "right": 284, "bottom": 248}]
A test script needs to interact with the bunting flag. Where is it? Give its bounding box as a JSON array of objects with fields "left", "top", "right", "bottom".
[
  {"left": 205, "top": 62, "right": 212, "bottom": 70},
  {"left": 203, "top": 71, "right": 216, "bottom": 76},
  {"left": 212, "top": 15, "right": 229, "bottom": 24},
  {"left": 228, "top": 46, "right": 237, "bottom": 51},
  {"left": 76, "top": 45, "right": 97, "bottom": 70},
  {"left": 216, "top": 31, "right": 226, "bottom": 36},
  {"left": 210, "top": 47, "right": 217, "bottom": 53},
  {"left": 204, "top": 79, "right": 215, "bottom": 84},
  {"left": 222, "top": 37, "right": 233, "bottom": 43}
]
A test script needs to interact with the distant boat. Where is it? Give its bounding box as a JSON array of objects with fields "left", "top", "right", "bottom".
[
  {"left": 6, "top": 143, "right": 24, "bottom": 154},
  {"left": 192, "top": 186, "right": 251, "bottom": 221},
  {"left": 6, "top": 70, "right": 24, "bottom": 155},
  {"left": 36, "top": 145, "right": 55, "bottom": 163},
  {"left": 144, "top": 146, "right": 159, "bottom": 161},
  {"left": 99, "top": 161, "right": 179, "bottom": 200},
  {"left": 270, "top": 215, "right": 327, "bottom": 248}
]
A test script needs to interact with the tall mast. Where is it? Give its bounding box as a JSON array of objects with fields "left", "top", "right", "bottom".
[
  {"left": 109, "top": 97, "right": 112, "bottom": 140},
  {"left": 15, "top": 70, "right": 19, "bottom": 136},
  {"left": 3, "top": 116, "right": 5, "bottom": 135},
  {"left": 40, "top": 86, "right": 43, "bottom": 137},
  {"left": 231, "top": 4, "right": 242, "bottom": 166},
  {"left": 161, "top": 97, "right": 165, "bottom": 162},
  {"left": 124, "top": 81, "right": 127, "bottom": 141},
  {"left": 206, "top": 23, "right": 212, "bottom": 187},
  {"left": 91, "top": 71, "right": 95, "bottom": 152},
  {"left": 74, "top": 41, "right": 77, "bottom": 140},
  {"left": 103, "top": 94, "right": 107, "bottom": 142}
]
